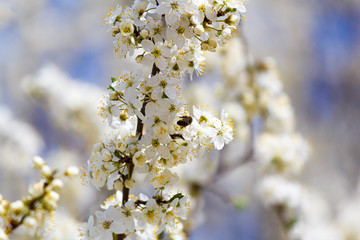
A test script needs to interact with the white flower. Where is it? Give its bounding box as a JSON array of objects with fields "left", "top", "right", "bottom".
[
  {"left": 111, "top": 202, "right": 136, "bottom": 234},
  {"left": 258, "top": 175, "right": 302, "bottom": 210},
  {"left": 156, "top": 99, "right": 181, "bottom": 123},
  {"left": 142, "top": 40, "right": 170, "bottom": 71},
  {"left": 129, "top": 0, "right": 148, "bottom": 26},
  {"left": 156, "top": 0, "right": 188, "bottom": 25},
  {"left": 225, "top": 0, "right": 246, "bottom": 16},
  {"left": 145, "top": 16, "right": 166, "bottom": 43},
  {"left": 107, "top": 172, "right": 121, "bottom": 190},
  {"left": 193, "top": 105, "right": 216, "bottom": 125},
  {"left": 255, "top": 62, "right": 283, "bottom": 95},
  {"left": 142, "top": 199, "right": 163, "bottom": 224},
  {"left": 166, "top": 16, "right": 193, "bottom": 49},
  {"left": 143, "top": 133, "right": 171, "bottom": 161},
  {"left": 152, "top": 121, "right": 170, "bottom": 137},
  {"left": 211, "top": 109, "right": 233, "bottom": 150},
  {"left": 189, "top": 0, "right": 217, "bottom": 25},
  {"left": 256, "top": 133, "right": 310, "bottom": 175},
  {"left": 150, "top": 168, "right": 179, "bottom": 188},
  {"left": 112, "top": 112, "right": 137, "bottom": 135},
  {"left": 92, "top": 208, "right": 119, "bottom": 239},
  {"left": 119, "top": 19, "right": 135, "bottom": 37},
  {"left": 101, "top": 191, "right": 123, "bottom": 209},
  {"left": 79, "top": 215, "right": 95, "bottom": 240},
  {"left": 177, "top": 42, "right": 205, "bottom": 79},
  {"left": 114, "top": 35, "right": 136, "bottom": 58},
  {"left": 218, "top": 27, "right": 233, "bottom": 46},
  {"left": 157, "top": 197, "right": 188, "bottom": 234},
  {"left": 103, "top": 5, "right": 122, "bottom": 29},
  {"left": 182, "top": 119, "right": 216, "bottom": 148},
  {"left": 264, "top": 93, "right": 295, "bottom": 133},
  {"left": 133, "top": 150, "right": 147, "bottom": 167},
  {"left": 87, "top": 153, "right": 115, "bottom": 190}
]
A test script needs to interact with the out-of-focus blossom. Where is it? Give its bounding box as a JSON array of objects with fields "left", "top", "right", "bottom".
[
  {"left": 22, "top": 64, "right": 108, "bottom": 148},
  {"left": 0, "top": 106, "right": 43, "bottom": 171}
]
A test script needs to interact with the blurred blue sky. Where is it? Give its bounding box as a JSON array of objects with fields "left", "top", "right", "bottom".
[{"left": 307, "top": 1, "right": 360, "bottom": 119}]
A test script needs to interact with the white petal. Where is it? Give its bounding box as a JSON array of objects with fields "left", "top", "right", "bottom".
[
  {"left": 155, "top": 55, "right": 168, "bottom": 70},
  {"left": 141, "top": 39, "right": 155, "bottom": 52},
  {"left": 142, "top": 54, "right": 155, "bottom": 67}
]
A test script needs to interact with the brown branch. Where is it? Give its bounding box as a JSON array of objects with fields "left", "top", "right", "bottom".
[
  {"left": 5, "top": 179, "right": 51, "bottom": 236},
  {"left": 115, "top": 65, "right": 158, "bottom": 240},
  {"left": 271, "top": 206, "right": 291, "bottom": 240}
]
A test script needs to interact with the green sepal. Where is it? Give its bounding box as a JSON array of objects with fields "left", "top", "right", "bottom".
[{"left": 169, "top": 193, "right": 184, "bottom": 202}]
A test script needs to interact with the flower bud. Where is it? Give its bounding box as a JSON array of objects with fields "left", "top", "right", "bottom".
[
  {"left": 65, "top": 166, "right": 79, "bottom": 177},
  {"left": 51, "top": 179, "right": 64, "bottom": 192},
  {"left": 116, "top": 140, "right": 127, "bottom": 152},
  {"left": 208, "top": 38, "right": 217, "bottom": 49},
  {"left": 0, "top": 205, "right": 6, "bottom": 216},
  {"left": 24, "top": 217, "right": 37, "bottom": 228},
  {"left": 9, "top": 200, "right": 24, "bottom": 214},
  {"left": 124, "top": 179, "right": 135, "bottom": 189},
  {"left": 111, "top": 26, "right": 120, "bottom": 37},
  {"left": 41, "top": 165, "right": 52, "bottom": 177},
  {"left": 135, "top": 55, "right": 143, "bottom": 64},
  {"left": 43, "top": 192, "right": 59, "bottom": 211},
  {"left": 0, "top": 228, "right": 8, "bottom": 240},
  {"left": 201, "top": 43, "right": 209, "bottom": 51},
  {"left": 194, "top": 25, "right": 204, "bottom": 35},
  {"left": 225, "top": 14, "right": 239, "bottom": 26},
  {"left": 114, "top": 180, "right": 124, "bottom": 191},
  {"left": 168, "top": 142, "right": 178, "bottom": 151},
  {"left": 29, "top": 181, "right": 44, "bottom": 198},
  {"left": 1, "top": 200, "right": 9, "bottom": 209},
  {"left": 43, "top": 199, "right": 57, "bottom": 211},
  {"left": 46, "top": 191, "right": 60, "bottom": 202},
  {"left": 140, "top": 29, "right": 149, "bottom": 38},
  {"left": 33, "top": 156, "right": 45, "bottom": 169},
  {"left": 101, "top": 148, "right": 112, "bottom": 162},
  {"left": 110, "top": 92, "right": 119, "bottom": 101}
]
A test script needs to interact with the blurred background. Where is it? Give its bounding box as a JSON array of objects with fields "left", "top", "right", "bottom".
[{"left": 1, "top": 0, "right": 360, "bottom": 239}]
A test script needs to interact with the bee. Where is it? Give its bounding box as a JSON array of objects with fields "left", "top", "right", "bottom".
[{"left": 177, "top": 116, "right": 193, "bottom": 128}]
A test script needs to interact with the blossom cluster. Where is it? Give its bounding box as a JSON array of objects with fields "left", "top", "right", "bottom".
[
  {"left": 22, "top": 64, "right": 107, "bottom": 148},
  {"left": 81, "top": 0, "right": 243, "bottom": 238},
  {"left": 251, "top": 61, "right": 312, "bottom": 239},
  {"left": 206, "top": 35, "right": 311, "bottom": 237},
  {"left": 0, "top": 106, "right": 43, "bottom": 172},
  {"left": 79, "top": 191, "right": 188, "bottom": 239},
  {"left": 0, "top": 157, "right": 78, "bottom": 240},
  {"left": 104, "top": 0, "right": 246, "bottom": 78},
  {"left": 83, "top": 69, "right": 233, "bottom": 238},
  {"left": 215, "top": 56, "right": 310, "bottom": 176}
]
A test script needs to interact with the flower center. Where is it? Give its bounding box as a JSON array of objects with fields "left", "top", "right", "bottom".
[
  {"left": 153, "top": 49, "right": 161, "bottom": 57},
  {"left": 102, "top": 220, "right": 112, "bottom": 229},
  {"left": 177, "top": 27, "right": 185, "bottom": 35},
  {"left": 170, "top": 2, "right": 179, "bottom": 10},
  {"left": 152, "top": 139, "right": 160, "bottom": 147}
]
